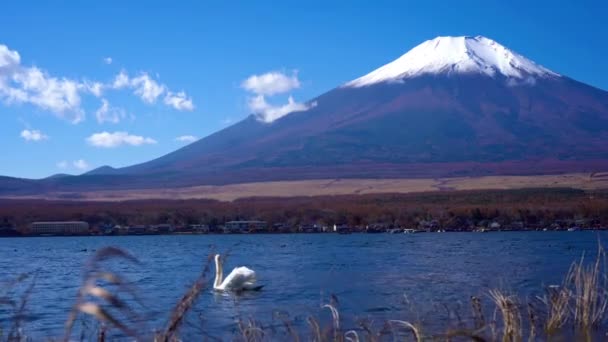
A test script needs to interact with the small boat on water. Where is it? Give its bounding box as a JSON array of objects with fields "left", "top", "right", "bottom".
[
  {"left": 403, "top": 229, "right": 419, "bottom": 234},
  {"left": 567, "top": 227, "right": 580, "bottom": 232}
]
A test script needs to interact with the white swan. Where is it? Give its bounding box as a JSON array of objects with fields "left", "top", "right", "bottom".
[{"left": 213, "top": 254, "right": 263, "bottom": 291}]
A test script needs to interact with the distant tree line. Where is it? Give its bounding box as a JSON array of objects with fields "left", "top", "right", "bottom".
[{"left": 1, "top": 188, "right": 608, "bottom": 231}]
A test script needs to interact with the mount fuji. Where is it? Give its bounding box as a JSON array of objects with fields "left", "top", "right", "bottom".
[{"left": 3, "top": 35, "right": 608, "bottom": 194}]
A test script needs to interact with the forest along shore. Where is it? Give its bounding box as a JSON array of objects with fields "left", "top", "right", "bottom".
[{"left": 1, "top": 188, "right": 607, "bottom": 236}]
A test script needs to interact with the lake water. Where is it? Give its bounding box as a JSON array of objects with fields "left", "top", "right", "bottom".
[{"left": 0, "top": 232, "right": 605, "bottom": 339}]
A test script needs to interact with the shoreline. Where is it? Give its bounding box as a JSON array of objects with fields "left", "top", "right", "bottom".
[{"left": 2, "top": 228, "right": 607, "bottom": 238}]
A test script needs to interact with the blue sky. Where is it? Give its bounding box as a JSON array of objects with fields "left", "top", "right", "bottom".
[{"left": 1, "top": 0, "right": 607, "bottom": 179}]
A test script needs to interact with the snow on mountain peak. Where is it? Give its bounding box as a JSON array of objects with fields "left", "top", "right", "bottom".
[{"left": 345, "top": 36, "right": 560, "bottom": 87}]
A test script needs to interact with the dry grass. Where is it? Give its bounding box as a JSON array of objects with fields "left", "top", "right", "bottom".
[
  {"left": 3, "top": 245, "right": 608, "bottom": 341},
  {"left": 489, "top": 290, "right": 523, "bottom": 342},
  {"left": 569, "top": 247, "right": 608, "bottom": 330},
  {"left": 64, "top": 247, "right": 144, "bottom": 340},
  {"left": 4, "top": 172, "right": 608, "bottom": 202}
]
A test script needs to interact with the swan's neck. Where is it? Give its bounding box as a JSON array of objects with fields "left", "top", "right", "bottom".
[{"left": 214, "top": 257, "right": 223, "bottom": 288}]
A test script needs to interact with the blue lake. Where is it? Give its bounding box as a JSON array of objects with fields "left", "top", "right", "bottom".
[{"left": 0, "top": 232, "right": 605, "bottom": 339}]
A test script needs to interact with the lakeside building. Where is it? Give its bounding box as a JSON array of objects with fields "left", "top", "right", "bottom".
[
  {"left": 224, "top": 220, "right": 267, "bottom": 233},
  {"left": 29, "top": 221, "right": 89, "bottom": 236}
]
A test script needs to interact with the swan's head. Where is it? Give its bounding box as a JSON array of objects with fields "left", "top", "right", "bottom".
[{"left": 214, "top": 254, "right": 221, "bottom": 264}]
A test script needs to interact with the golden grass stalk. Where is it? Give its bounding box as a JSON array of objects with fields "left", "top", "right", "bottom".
[
  {"left": 541, "top": 285, "right": 570, "bottom": 335},
  {"left": 76, "top": 302, "right": 135, "bottom": 337},
  {"left": 568, "top": 245, "right": 608, "bottom": 331},
  {"left": 307, "top": 316, "right": 323, "bottom": 342},
  {"left": 488, "top": 289, "right": 523, "bottom": 342},
  {"left": 471, "top": 295, "right": 486, "bottom": 329},
  {"left": 388, "top": 320, "right": 423, "bottom": 342},
  {"left": 64, "top": 247, "right": 142, "bottom": 341},
  {"left": 344, "top": 329, "right": 360, "bottom": 342},
  {"left": 323, "top": 303, "right": 341, "bottom": 342}
]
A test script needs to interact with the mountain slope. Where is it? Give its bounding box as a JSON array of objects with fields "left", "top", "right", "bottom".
[{"left": 2, "top": 35, "right": 608, "bottom": 194}]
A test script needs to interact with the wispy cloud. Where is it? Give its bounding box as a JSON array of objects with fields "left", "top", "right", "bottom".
[
  {"left": 95, "top": 98, "right": 126, "bottom": 124},
  {"left": 0, "top": 47, "right": 85, "bottom": 123},
  {"left": 241, "top": 71, "right": 300, "bottom": 96},
  {"left": 82, "top": 80, "right": 104, "bottom": 97},
  {"left": 0, "top": 44, "right": 196, "bottom": 124},
  {"left": 20, "top": 129, "right": 48, "bottom": 142},
  {"left": 175, "top": 135, "right": 197, "bottom": 143},
  {"left": 248, "top": 95, "right": 316, "bottom": 123},
  {"left": 112, "top": 70, "right": 130, "bottom": 89},
  {"left": 56, "top": 160, "right": 68, "bottom": 169},
  {"left": 110, "top": 70, "right": 194, "bottom": 111},
  {"left": 241, "top": 70, "right": 314, "bottom": 123},
  {"left": 131, "top": 73, "right": 166, "bottom": 104},
  {"left": 86, "top": 131, "right": 157, "bottom": 148},
  {"left": 164, "top": 91, "right": 194, "bottom": 111}
]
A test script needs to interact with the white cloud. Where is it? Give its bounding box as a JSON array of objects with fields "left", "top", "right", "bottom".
[
  {"left": 73, "top": 159, "right": 90, "bottom": 170},
  {"left": 0, "top": 45, "right": 85, "bottom": 123},
  {"left": 175, "top": 135, "right": 197, "bottom": 143},
  {"left": 164, "top": 91, "right": 194, "bottom": 111},
  {"left": 241, "top": 70, "right": 313, "bottom": 122},
  {"left": 112, "top": 70, "right": 130, "bottom": 89},
  {"left": 95, "top": 98, "right": 126, "bottom": 124},
  {"left": 86, "top": 131, "right": 157, "bottom": 148},
  {"left": 56, "top": 160, "right": 68, "bottom": 169},
  {"left": 83, "top": 80, "right": 104, "bottom": 97},
  {"left": 111, "top": 71, "right": 194, "bottom": 110},
  {"left": 131, "top": 73, "right": 165, "bottom": 103},
  {"left": 0, "top": 44, "right": 196, "bottom": 123},
  {"left": 0, "top": 44, "right": 20, "bottom": 71},
  {"left": 11, "top": 67, "right": 84, "bottom": 123},
  {"left": 20, "top": 129, "right": 48, "bottom": 141},
  {"left": 103, "top": 57, "right": 113, "bottom": 65},
  {"left": 241, "top": 71, "right": 300, "bottom": 96},
  {"left": 248, "top": 95, "right": 316, "bottom": 123}
]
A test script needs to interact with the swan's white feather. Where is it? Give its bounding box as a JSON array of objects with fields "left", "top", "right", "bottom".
[{"left": 217, "top": 266, "right": 256, "bottom": 291}]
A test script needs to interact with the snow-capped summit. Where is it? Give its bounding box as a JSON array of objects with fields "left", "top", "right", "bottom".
[{"left": 346, "top": 36, "right": 560, "bottom": 87}]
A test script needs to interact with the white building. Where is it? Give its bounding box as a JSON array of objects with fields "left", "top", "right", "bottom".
[{"left": 30, "top": 221, "right": 89, "bottom": 235}]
